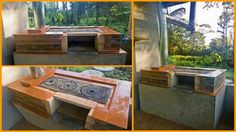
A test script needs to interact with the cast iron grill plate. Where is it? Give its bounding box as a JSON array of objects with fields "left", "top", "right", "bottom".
[
  {"left": 39, "top": 76, "right": 112, "bottom": 104},
  {"left": 47, "top": 28, "right": 101, "bottom": 33}
]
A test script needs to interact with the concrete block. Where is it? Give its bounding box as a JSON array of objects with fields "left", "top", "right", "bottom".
[
  {"left": 13, "top": 50, "right": 127, "bottom": 65},
  {"left": 2, "top": 2, "right": 28, "bottom": 64},
  {"left": 139, "top": 83, "right": 226, "bottom": 129},
  {"left": 14, "top": 103, "right": 84, "bottom": 130},
  {"left": 224, "top": 80, "right": 234, "bottom": 121}
]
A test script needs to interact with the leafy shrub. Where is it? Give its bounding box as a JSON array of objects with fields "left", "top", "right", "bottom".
[
  {"left": 59, "top": 67, "right": 132, "bottom": 81},
  {"left": 104, "top": 67, "right": 131, "bottom": 81},
  {"left": 169, "top": 53, "right": 223, "bottom": 67},
  {"left": 63, "top": 67, "right": 91, "bottom": 72},
  {"left": 169, "top": 55, "right": 233, "bottom": 80}
]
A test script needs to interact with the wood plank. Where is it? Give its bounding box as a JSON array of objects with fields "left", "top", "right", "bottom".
[
  {"left": 9, "top": 90, "right": 45, "bottom": 106},
  {"left": 45, "top": 96, "right": 60, "bottom": 114},
  {"left": 15, "top": 45, "right": 62, "bottom": 52},
  {"left": 12, "top": 99, "right": 51, "bottom": 118},
  {"left": 90, "top": 80, "right": 131, "bottom": 129},
  {"left": 141, "top": 70, "right": 170, "bottom": 78},
  {"left": 66, "top": 32, "right": 97, "bottom": 36},
  {"left": 95, "top": 33, "right": 105, "bottom": 51},
  {"left": 7, "top": 82, "right": 54, "bottom": 101},
  {"left": 98, "top": 26, "right": 121, "bottom": 35},
  {"left": 103, "top": 36, "right": 121, "bottom": 50},
  {"left": 61, "top": 33, "right": 67, "bottom": 52}
]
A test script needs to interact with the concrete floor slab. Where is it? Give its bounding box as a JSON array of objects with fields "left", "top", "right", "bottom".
[
  {"left": 10, "top": 118, "right": 41, "bottom": 130},
  {"left": 134, "top": 110, "right": 233, "bottom": 130}
]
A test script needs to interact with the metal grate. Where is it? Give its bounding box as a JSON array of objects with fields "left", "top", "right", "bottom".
[
  {"left": 39, "top": 76, "right": 111, "bottom": 104},
  {"left": 47, "top": 28, "right": 101, "bottom": 33}
]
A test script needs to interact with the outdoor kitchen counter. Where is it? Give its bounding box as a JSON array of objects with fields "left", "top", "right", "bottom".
[{"left": 6, "top": 68, "right": 131, "bottom": 129}]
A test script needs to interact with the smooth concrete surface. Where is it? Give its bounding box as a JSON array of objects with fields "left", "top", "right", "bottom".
[
  {"left": 10, "top": 118, "right": 41, "bottom": 130},
  {"left": 2, "top": 67, "right": 30, "bottom": 130},
  {"left": 224, "top": 80, "right": 234, "bottom": 122},
  {"left": 134, "top": 110, "right": 233, "bottom": 130},
  {"left": 134, "top": 3, "right": 162, "bottom": 109},
  {"left": 134, "top": 3, "right": 161, "bottom": 71},
  {"left": 14, "top": 51, "right": 127, "bottom": 65},
  {"left": 214, "top": 85, "right": 225, "bottom": 128},
  {"left": 15, "top": 104, "right": 84, "bottom": 130},
  {"left": 134, "top": 71, "right": 140, "bottom": 110},
  {"left": 135, "top": 110, "right": 191, "bottom": 130},
  {"left": 139, "top": 83, "right": 226, "bottom": 129},
  {"left": 2, "top": 2, "right": 28, "bottom": 65}
]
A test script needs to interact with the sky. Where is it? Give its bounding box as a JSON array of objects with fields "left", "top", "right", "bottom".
[{"left": 168, "top": 2, "right": 230, "bottom": 45}]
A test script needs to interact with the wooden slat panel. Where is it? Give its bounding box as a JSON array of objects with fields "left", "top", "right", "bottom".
[
  {"left": 9, "top": 89, "right": 45, "bottom": 106},
  {"left": 104, "top": 36, "right": 120, "bottom": 50},
  {"left": 140, "top": 78, "right": 169, "bottom": 88},
  {"left": 13, "top": 96, "right": 48, "bottom": 112},
  {"left": 15, "top": 44, "right": 61, "bottom": 51},
  {"left": 141, "top": 70, "right": 170, "bottom": 78},
  {"left": 61, "top": 34, "right": 68, "bottom": 52},
  {"left": 14, "top": 34, "right": 62, "bottom": 44},
  {"left": 14, "top": 34, "right": 63, "bottom": 52},
  {"left": 12, "top": 99, "right": 50, "bottom": 118}
]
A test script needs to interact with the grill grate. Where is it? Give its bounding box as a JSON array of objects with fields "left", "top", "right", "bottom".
[{"left": 39, "top": 76, "right": 111, "bottom": 104}]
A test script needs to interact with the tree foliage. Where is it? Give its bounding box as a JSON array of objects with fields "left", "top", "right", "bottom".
[
  {"left": 168, "top": 25, "right": 209, "bottom": 56},
  {"left": 168, "top": 2, "right": 234, "bottom": 79},
  {"left": 28, "top": 2, "right": 130, "bottom": 35}
]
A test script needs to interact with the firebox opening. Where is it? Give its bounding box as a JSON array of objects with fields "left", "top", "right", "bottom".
[
  {"left": 68, "top": 36, "right": 96, "bottom": 52},
  {"left": 57, "top": 102, "right": 90, "bottom": 124},
  {"left": 175, "top": 75, "right": 195, "bottom": 91}
]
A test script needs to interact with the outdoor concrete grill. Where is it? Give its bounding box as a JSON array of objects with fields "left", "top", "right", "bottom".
[
  {"left": 7, "top": 68, "right": 131, "bottom": 130},
  {"left": 13, "top": 26, "right": 127, "bottom": 64},
  {"left": 14, "top": 26, "right": 121, "bottom": 53},
  {"left": 140, "top": 66, "right": 226, "bottom": 94},
  {"left": 139, "top": 65, "right": 226, "bottom": 129}
]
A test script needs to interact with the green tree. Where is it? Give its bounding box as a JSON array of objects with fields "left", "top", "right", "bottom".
[
  {"left": 217, "top": 2, "right": 234, "bottom": 46},
  {"left": 28, "top": 2, "right": 130, "bottom": 35},
  {"left": 167, "top": 24, "right": 207, "bottom": 56}
]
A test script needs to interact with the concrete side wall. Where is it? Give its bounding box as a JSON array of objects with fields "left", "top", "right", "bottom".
[
  {"left": 2, "top": 67, "right": 30, "bottom": 130},
  {"left": 15, "top": 104, "right": 83, "bottom": 130},
  {"left": 2, "top": 2, "right": 28, "bottom": 65},
  {"left": 14, "top": 52, "right": 127, "bottom": 65},
  {"left": 214, "top": 86, "right": 226, "bottom": 128},
  {"left": 134, "top": 3, "right": 161, "bottom": 71},
  {"left": 138, "top": 83, "right": 224, "bottom": 129},
  {"left": 224, "top": 81, "right": 234, "bottom": 122},
  {"left": 134, "top": 3, "right": 161, "bottom": 109}
]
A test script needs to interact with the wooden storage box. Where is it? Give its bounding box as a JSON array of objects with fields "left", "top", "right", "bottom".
[
  {"left": 14, "top": 34, "right": 67, "bottom": 52},
  {"left": 140, "top": 69, "right": 173, "bottom": 88},
  {"left": 195, "top": 70, "right": 226, "bottom": 94},
  {"left": 7, "top": 76, "right": 59, "bottom": 118},
  {"left": 140, "top": 66, "right": 226, "bottom": 95},
  {"left": 172, "top": 67, "right": 226, "bottom": 94}
]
